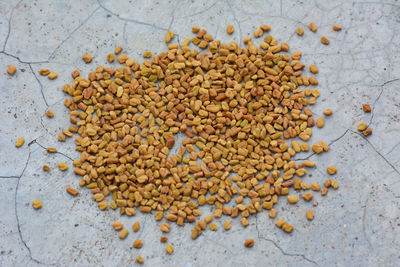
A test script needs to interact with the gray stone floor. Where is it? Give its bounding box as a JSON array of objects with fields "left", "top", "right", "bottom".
[{"left": 1, "top": 0, "right": 400, "bottom": 266}]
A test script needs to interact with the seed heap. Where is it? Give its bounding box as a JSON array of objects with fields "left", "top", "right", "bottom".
[{"left": 55, "top": 26, "right": 340, "bottom": 246}]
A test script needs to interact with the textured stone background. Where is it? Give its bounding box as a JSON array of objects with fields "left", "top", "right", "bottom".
[{"left": 1, "top": 0, "right": 400, "bottom": 266}]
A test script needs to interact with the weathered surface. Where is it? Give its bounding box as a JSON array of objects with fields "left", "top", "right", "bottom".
[{"left": 1, "top": 0, "right": 399, "bottom": 266}]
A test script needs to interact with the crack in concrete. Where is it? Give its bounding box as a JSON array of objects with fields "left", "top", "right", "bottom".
[
  {"left": 28, "top": 63, "right": 49, "bottom": 107},
  {"left": 2, "top": 0, "right": 23, "bottom": 51},
  {"left": 255, "top": 215, "right": 318, "bottom": 265},
  {"left": 361, "top": 198, "right": 373, "bottom": 250},
  {"left": 179, "top": 1, "right": 217, "bottom": 19},
  {"left": 0, "top": 51, "right": 49, "bottom": 64},
  {"left": 48, "top": 5, "right": 101, "bottom": 60},
  {"left": 32, "top": 140, "right": 74, "bottom": 161},
  {"left": 97, "top": 0, "right": 169, "bottom": 31}
]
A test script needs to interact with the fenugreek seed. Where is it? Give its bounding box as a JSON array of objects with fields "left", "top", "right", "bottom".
[
  {"left": 204, "top": 215, "right": 213, "bottom": 224},
  {"left": 71, "top": 69, "right": 80, "bottom": 78},
  {"left": 302, "top": 193, "right": 313, "bottom": 201},
  {"left": 224, "top": 220, "right": 231, "bottom": 230},
  {"left": 118, "top": 228, "right": 129, "bottom": 239},
  {"left": 48, "top": 72, "right": 58, "bottom": 80},
  {"left": 296, "top": 27, "right": 304, "bottom": 36},
  {"left": 7, "top": 65, "right": 16, "bottom": 75},
  {"left": 160, "top": 223, "right": 170, "bottom": 233},
  {"left": 362, "top": 104, "right": 371, "bottom": 112},
  {"left": 39, "top": 69, "right": 50, "bottom": 75},
  {"left": 260, "top": 25, "right": 271, "bottom": 31},
  {"left": 45, "top": 110, "right": 54, "bottom": 118},
  {"left": 166, "top": 244, "right": 174, "bottom": 254},
  {"left": 323, "top": 109, "right": 333, "bottom": 116},
  {"left": 98, "top": 201, "right": 108, "bottom": 210},
  {"left": 114, "top": 46, "right": 123, "bottom": 55},
  {"left": 363, "top": 128, "right": 372, "bottom": 136},
  {"left": 227, "top": 24, "right": 234, "bottom": 34},
  {"left": 321, "top": 188, "right": 328, "bottom": 196},
  {"left": 43, "top": 164, "right": 50, "bottom": 171},
  {"left": 269, "top": 208, "right": 277, "bottom": 218},
  {"left": 192, "top": 26, "right": 200, "bottom": 33},
  {"left": 275, "top": 219, "right": 285, "bottom": 228},
  {"left": 331, "top": 180, "right": 339, "bottom": 189},
  {"left": 309, "top": 22, "right": 317, "bottom": 32},
  {"left": 310, "top": 182, "right": 320, "bottom": 191},
  {"left": 82, "top": 53, "right": 93, "bottom": 63},
  {"left": 321, "top": 36, "right": 330, "bottom": 45},
  {"left": 15, "top": 137, "right": 25, "bottom": 147},
  {"left": 303, "top": 161, "right": 315, "bottom": 167},
  {"left": 58, "top": 162, "right": 68, "bottom": 171},
  {"left": 112, "top": 221, "right": 123, "bottom": 230},
  {"left": 332, "top": 24, "right": 341, "bottom": 31},
  {"left": 316, "top": 117, "right": 324, "bottom": 128},
  {"left": 58, "top": 133, "right": 66, "bottom": 142},
  {"left": 324, "top": 179, "right": 332, "bottom": 187},
  {"left": 46, "top": 147, "right": 57, "bottom": 153},
  {"left": 133, "top": 239, "right": 143, "bottom": 248},
  {"left": 209, "top": 223, "right": 218, "bottom": 231},
  {"left": 133, "top": 222, "right": 140, "bottom": 232},
  {"left": 244, "top": 239, "right": 254, "bottom": 248},
  {"left": 243, "top": 36, "right": 251, "bottom": 44},
  {"left": 327, "top": 166, "right": 338, "bottom": 175},
  {"left": 254, "top": 28, "right": 263, "bottom": 38},
  {"left": 282, "top": 223, "right": 293, "bottom": 233},
  {"left": 143, "top": 51, "right": 152, "bottom": 58},
  {"left": 66, "top": 186, "right": 79, "bottom": 196},
  {"left": 107, "top": 53, "right": 115, "bottom": 63},
  {"left": 287, "top": 195, "right": 299, "bottom": 204},
  {"left": 306, "top": 210, "right": 314, "bottom": 220},
  {"left": 136, "top": 256, "right": 144, "bottom": 264},
  {"left": 160, "top": 236, "right": 168, "bottom": 243},
  {"left": 32, "top": 200, "right": 42, "bottom": 209},
  {"left": 309, "top": 64, "right": 318, "bottom": 74},
  {"left": 165, "top": 30, "right": 174, "bottom": 43}
]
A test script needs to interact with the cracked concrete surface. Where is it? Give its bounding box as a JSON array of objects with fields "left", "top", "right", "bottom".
[{"left": 1, "top": 0, "right": 400, "bottom": 266}]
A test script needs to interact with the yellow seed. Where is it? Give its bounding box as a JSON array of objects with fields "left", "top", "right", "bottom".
[
  {"left": 327, "top": 166, "right": 338, "bottom": 175},
  {"left": 287, "top": 195, "right": 299, "bottom": 204},
  {"left": 331, "top": 180, "right": 339, "bottom": 189},
  {"left": 143, "top": 51, "right": 152, "bottom": 58},
  {"left": 358, "top": 123, "right": 367, "bottom": 131},
  {"left": 332, "top": 24, "right": 341, "bottom": 31},
  {"left": 118, "top": 228, "right": 129, "bottom": 239},
  {"left": 43, "top": 164, "right": 50, "bottom": 171},
  {"left": 309, "top": 22, "right": 317, "bottom": 32},
  {"left": 192, "top": 25, "right": 200, "bottom": 33},
  {"left": 243, "top": 36, "right": 252, "bottom": 44},
  {"left": 48, "top": 72, "right": 58, "bottom": 80},
  {"left": 32, "top": 200, "right": 42, "bottom": 209},
  {"left": 133, "top": 239, "right": 143, "bottom": 248},
  {"left": 98, "top": 201, "right": 108, "bottom": 210},
  {"left": 82, "top": 53, "right": 93, "bottom": 63},
  {"left": 227, "top": 24, "right": 234, "bottom": 34},
  {"left": 136, "top": 256, "right": 144, "bottom": 264},
  {"left": 309, "top": 64, "right": 318, "bottom": 74},
  {"left": 363, "top": 128, "right": 372, "bottom": 136},
  {"left": 160, "top": 223, "right": 170, "bottom": 233},
  {"left": 209, "top": 223, "right": 218, "bottom": 231},
  {"left": 324, "top": 109, "right": 333, "bottom": 116},
  {"left": 66, "top": 186, "right": 79, "bottom": 196},
  {"left": 15, "top": 137, "right": 25, "bottom": 147},
  {"left": 114, "top": 46, "right": 123, "bottom": 55},
  {"left": 112, "top": 221, "right": 123, "bottom": 230},
  {"left": 303, "top": 161, "right": 315, "bottom": 167},
  {"left": 310, "top": 182, "right": 320, "bottom": 191},
  {"left": 282, "top": 223, "right": 293, "bottom": 233},
  {"left": 302, "top": 193, "right": 313, "bottom": 201},
  {"left": 39, "top": 69, "right": 50, "bottom": 75},
  {"left": 165, "top": 30, "right": 174, "bottom": 43},
  {"left": 321, "top": 36, "right": 330, "bottom": 45},
  {"left": 133, "top": 222, "right": 140, "bottom": 232},
  {"left": 107, "top": 53, "right": 115, "bottom": 63},
  {"left": 296, "top": 27, "right": 304, "bottom": 36},
  {"left": 204, "top": 215, "right": 213, "bottom": 224},
  {"left": 58, "top": 133, "right": 66, "bottom": 142},
  {"left": 58, "top": 162, "right": 69, "bottom": 171},
  {"left": 45, "top": 110, "right": 54, "bottom": 118},
  {"left": 275, "top": 219, "right": 285, "bottom": 228},
  {"left": 46, "top": 147, "right": 57, "bottom": 153},
  {"left": 306, "top": 210, "right": 314, "bottom": 220},
  {"left": 224, "top": 220, "right": 231, "bottom": 230},
  {"left": 244, "top": 239, "right": 254, "bottom": 248},
  {"left": 269, "top": 208, "right": 277, "bottom": 218},
  {"left": 7, "top": 64, "right": 16, "bottom": 75},
  {"left": 166, "top": 244, "right": 174, "bottom": 254}
]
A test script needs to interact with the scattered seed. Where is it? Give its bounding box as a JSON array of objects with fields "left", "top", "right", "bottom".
[
  {"left": 15, "top": 137, "right": 25, "bottom": 147},
  {"left": 107, "top": 53, "right": 115, "bottom": 63},
  {"left": 243, "top": 36, "right": 251, "bottom": 44},
  {"left": 358, "top": 123, "right": 367, "bottom": 131},
  {"left": 133, "top": 239, "right": 143, "bottom": 248},
  {"left": 332, "top": 24, "right": 341, "bottom": 31},
  {"left": 321, "top": 188, "right": 328, "bottom": 196},
  {"left": 320, "top": 36, "right": 330, "bottom": 45},
  {"left": 165, "top": 30, "right": 174, "bottom": 43},
  {"left": 48, "top": 72, "right": 58, "bottom": 80},
  {"left": 66, "top": 186, "right": 79, "bottom": 196},
  {"left": 132, "top": 222, "right": 140, "bottom": 232},
  {"left": 166, "top": 244, "right": 174, "bottom": 254},
  {"left": 114, "top": 46, "right": 123, "bottom": 55},
  {"left": 224, "top": 220, "right": 231, "bottom": 230},
  {"left": 227, "top": 24, "right": 234, "bottom": 34},
  {"left": 254, "top": 28, "right": 263, "bottom": 38},
  {"left": 244, "top": 239, "right": 254, "bottom": 248},
  {"left": 306, "top": 210, "right": 314, "bottom": 220},
  {"left": 71, "top": 69, "right": 80, "bottom": 78},
  {"left": 39, "top": 69, "right": 50, "bottom": 75},
  {"left": 160, "top": 223, "right": 170, "bottom": 233},
  {"left": 118, "top": 228, "right": 129, "bottom": 239},
  {"left": 316, "top": 117, "right": 325, "bottom": 128},
  {"left": 143, "top": 51, "right": 152, "bottom": 58},
  {"left": 43, "top": 164, "right": 50, "bottom": 171},
  {"left": 160, "top": 236, "right": 168, "bottom": 243},
  {"left": 309, "top": 22, "right": 317, "bottom": 32},
  {"left": 311, "top": 182, "right": 320, "bottom": 191},
  {"left": 309, "top": 64, "right": 319, "bottom": 74},
  {"left": 45, "top": 110, "right": 54, "bottom": 118},
  {"left": 192, "top": 25, "right": 200, "bottom": 33},
  {"left": 296, "top": 27, "right": 304, "bottom": 36},
  {"left": 363, "top": 128, "right": 372, "bottom": 136},
  {"left": 302, "top": 193, "right": 313, "bottom": 201},
  {"left": 282, "top": 223, "right": 293, "bottom": 233},
  {"left": 98, "top": 201, "right": 108, "bottom": 210},
  {"left": 82, "top": 53, "right": 93, "bottom": 63},
  {"left": 46, "top": 147, "right": 57, "bottom": 153},
  {"left": 7, "top": 65, "right": 16, "bottom": 75},
  {"left": 323, "top": 109, "right": 333, "bottom": 116},
  {"left": 269, "top": 208, "right": 277, "bottom": 218},
  {"left": 331, "top": 180, "right": 339, "bottom": 189},
  {"left": 58, "top": 162, "right": 68, "bottom": 171},
  {"left": 112, "top": 221, "right": 123, "bottom": 230},
  {"left": 32, "top": 200, "right": 42, "bottom": 209},
  {"left": 209, "top": 223, "right": 218, "bottom": 231},
  {"left": 136, "top": 256, "right": 144, "bottom": 264},
  {"left": 326, "top": 166, "right": 338, "bottom": 175},
  {"left": 362, "top": 104, "right": 371, "bottom": 112},
  {"left": 287, "top": 195, "right": 299, "bottom": 204}
]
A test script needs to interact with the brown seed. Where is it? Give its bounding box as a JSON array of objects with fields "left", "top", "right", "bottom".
[
  {"left": 321, "top": 188, "right": 328, "bottom": 196},
  {"left": 136, "top": 256, "right": 144, "bottom": 264},
  {"left": 112, "top": 221, "right": 123, "bottom": 230},
  {"left": 326, "top": 166, "right": 338, "bottom": 175},
  {"left": 309, "top": 64, "right": 319, "bottom": 74},
  {"left": 7, "top": 64, "right": 16, "bottom": 75},
  {"left": 98, "top": 201, "right": 108, "bottom": 210},
  {"left": 244, "top": 239, "right": 254, "bottom": 248},
  {"left": 321, "top": 36, "right": 330, "bottom": 45},
  {"left": 39, "top": 69, "right": 50, "bottom": 76},
  {"left": 363, "top": 128, "right": 372, "bottom": 136},
  {"left": 45, "top": 110, "right": 54, "bottom": 118},
  {"left": 224, "top": 220, "right": 231, "bottom": 230},
  {"left": 323, "top": 109, "right": 333, "bottom": 116},
  {"left": 254, "top": 28, "right": 263, "bottom": 38},
  {"left": 118, "top": 228, "right": 129, "bottom": 239},
  {"left": 107, "top": 53, "right": 115, "bottom": 63},
  {"left": 296, "top": 27, "right": 304, "bottom": 36},
  {"left": 357, "top": 123, "right": 367, "bottom": 131},
  {"left": 46, "top": 147, "right": 57, "bottom": 153},
  {"left": 160, "top": 236, "right": 168, "bottom": 243},
  {"left": 227, "top": 24, "right": 234, "bottom": 34},
  {"left": 71, "top": 69, "right": 80, "bottom": 78},
  {"left": 48, "top": 72, "right": 58, "bottom": 80},
  {"left": 133, "top": 221, "right": 140, "bottom": 232},
  {"left": 160, "top": 223, "right": 170, "bottom": 233},
  {"left": 114, "top": 46, "right": 123, "bottom": 55},
  {"left": 66, "top": 186, "right": 79, "bottom": 196},
  {"left": 192, "top": 25, "right": 200, "bottom": 33},
  {"left": 362, "top": 104, "right": 371, "bottom": 112},
  {"left": 133, "top": 239, "right": 143, "bottom": 248},
  {"left": 32, "top": 200, "right": 42, "bottom": 209},
  {"left": 331, "top": 180, "right": 339, "bottom": 189},
  {"left": 15, "top": 137, "right": 25, "bottom": 147},
  {"left": 165, "top": 30, "right": 174, "bottom": 43},
  {"left": 302, "top": 193, "right": 313, "bottom": 201},
  {"left": 209, "top": 223, "right": 218, "bottom": 231},
  {"left": 316, "top": 117, "right": 325, "bottom": 128},
  {"left": 143, "top": 51, "right": 152, "bottom": 58},
  {"left": 43, "top": 164, "right": 50, "bottom": 171},
  {"left": 309, "top": 22, "right": 317, "bottom": 32},
  {"left": 166, "top": 244, "right": 174, "bottom": 254},
  {"left": 310, "top": 182, "right": 320, "bottom": 191},
  {"left": 58, "top": 162, "right": 69, "bottom": 171},
  {"left": 332, "top": 24, "right": 342, "bottom": 31},
  {"left": 82, "top": 53, "right": 93, "bottom": 63},
  {"left": 287, "top": 195, "right": 299, "bottom": 204},
  {"left": 58, "top": 133, "right": 66, "bottom": 142},
  {"left": 306, "top": 210, "right": 314, "bottom": 220},
  {"left": 269, "top": 208, "right": 277, "bottom": 218},
  {"left": 282, "top": 223, "right": 293, "bottom": 233},
  {"left": 243, "top": 36, "right": 252, "bottom": 44}
]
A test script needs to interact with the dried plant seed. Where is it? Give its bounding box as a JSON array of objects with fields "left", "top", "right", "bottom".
[
  {"left": 133, "top": 239, "right": 143, "bottom": 248},
  {"left": 32, "top": 200, "right": 42, "bottom": 209},
  {"left": 332, "top": 24, "right": 342, "bottom": 31},
  {"left": 112, "top": 221, "right": 123, "bottom": 230},
  {"left": 66, "top": 186, "right": 79, "bottom": 196},
  {"left": 363, "top": 104, "right": 371, "bottom": 112},
  {"left": 166, "top": 244, "right": 174, "bottom": 254},
  {"left": 244, "top": 239, "right": 254, "bottom": 248},
  {"left": 118, "top": 228, "right": 129, "bottom": 239},
  {"left": 327, "top": 166, "right": 338, "bottom": 175},
  {"left": 43, "top": 164, "right": 50, "bottom": 171},
  {"left": 227, "top": 24, "right": 234, "bottom": 34},
  {"left": 306, "top": 210, "right": 314, "bottom": 220},
  {"left": 15, "top": 137, "right": 25, "bottom": 147},
  {"left": 58, "top": 162, "right": 68, "bottom": 171},
  {"left": 323, "top": 109, "right": 333, "bottom": 116},
  {"left": 82, "top": 53, "right": 93, "bottom": 63},
  {"left": 309, "top": 22, "right": 317, "bottom": 32},
  {"left": 45, "top": 110, "right": 54, "bottom": 118},
  {"left": 296, "top": 27, "right": 304, "bottom": 36},
  {"left": 321, "top": 36, "right": 330, "bottom": 45},
  {"left": 309, "top": 64, "right": 319, "bottom": 74},
  {"left": 48, "top": 72, "right": 58, "bottom": 80},
  {"left": 39, "top": 69, "right": 50, "bottom": 75},
  {"left": 133, "top": 222, "right": 140, "bottom": 232},
  {"left": 7, "top": 65, "right": 16, "bottom": 75},
  {"left": 136, "top": 256, "right": 144, "bottom": 264}
]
